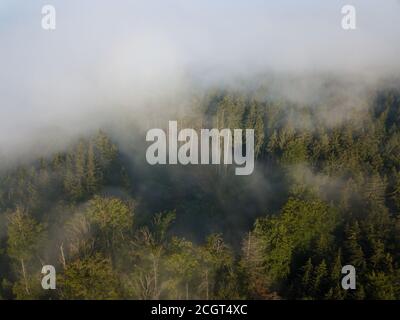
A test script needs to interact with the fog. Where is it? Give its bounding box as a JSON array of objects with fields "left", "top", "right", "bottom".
[{"left": 1, "top": 0, "right": 400, "bottom": 166}]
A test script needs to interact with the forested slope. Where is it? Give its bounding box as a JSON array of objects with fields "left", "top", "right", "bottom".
[{"left": 1, "top": 88, "right": 400, "bottom": 300}]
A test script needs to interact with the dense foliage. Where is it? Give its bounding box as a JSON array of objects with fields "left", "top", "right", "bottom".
[{"left": 1, "top": 87, "right": 400, "bottom": 299}]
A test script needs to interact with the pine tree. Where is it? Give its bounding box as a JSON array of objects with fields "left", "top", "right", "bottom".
[
  {"left": 86, "top": 142, "right": 100, "bottom": 194},
  {"left": 326, "top": 249, "right": 344, "bottom": 300},
  {"left": 313, "top": 259, "right": 328, "bottom": 298},
  {"left": 344, "top": 222, "right": 366, "bottom": 271},
  {"left": 300, "top": 258, "right": 314, "bottom": 298}
]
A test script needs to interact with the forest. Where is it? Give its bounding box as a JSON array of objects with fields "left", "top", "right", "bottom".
[{"left": 1, "top": 84, "right": 400, "bottom": 300}]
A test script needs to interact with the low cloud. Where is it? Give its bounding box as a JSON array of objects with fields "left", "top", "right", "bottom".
[{"left": 0, "top": 0, "right": 399, "bottom": 166}]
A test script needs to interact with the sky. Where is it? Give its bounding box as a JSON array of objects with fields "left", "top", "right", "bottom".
[{"left": 0, "top": 0, "right": 400, "bottom": 165}]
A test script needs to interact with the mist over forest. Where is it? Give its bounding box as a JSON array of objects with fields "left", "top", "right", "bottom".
[{"left": 1, "top": 0, "right": 400, "bottom": 300}]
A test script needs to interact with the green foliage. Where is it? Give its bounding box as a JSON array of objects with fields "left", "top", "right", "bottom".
[
  {"left": 1, "top": 89, "right": 400, "bottom": 300},
  {"left": 7, "top": 208, "right": 46, "bottom": 262},
  {"left": 164, "top": 237, "right": 199, "bottom": 299},
  {"left": 6, "top": 208, "right": 46, "bottom": 299},
  {"left": 251, "top": 198, "right": 337, "bottom": 283},
  {"left": 59, "top": 253, "right": 121, "bottom": 299},
  {"left": 87, "top": 196, "right": 134, "bottom": 238}
]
